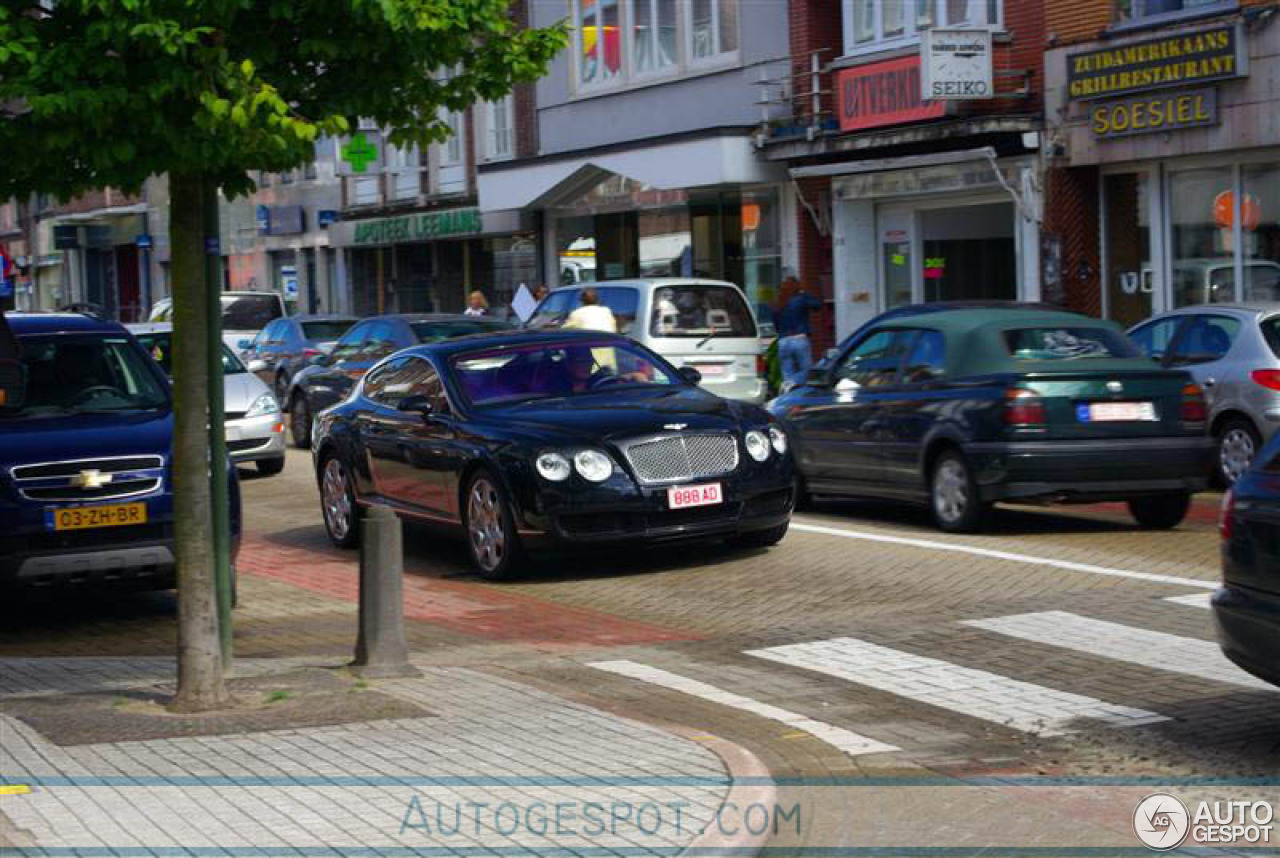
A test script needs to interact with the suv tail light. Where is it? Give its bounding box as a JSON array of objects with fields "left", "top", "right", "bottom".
[
  {"left": 756, "top": 354, "right": 767, "bottom": 378},
  {"left": 303, "top": 348, "right": 323, "bottom": 358},
  {"left": 1180, "top": 383, "right": 1208, "bottom": 423},
  {"left": 1004, "top": 388, "right": 1046, "bottom": 426},
  {"left": 1219, "top": 487, "right": 1236, "bottom": 542},
  {"left": 1252, "top": 369, "right": 1280, "bottom": 391}
]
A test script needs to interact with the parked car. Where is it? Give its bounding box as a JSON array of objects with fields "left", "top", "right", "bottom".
[
  {"left": 770, "top": 308, "right": 1214, "bottom": 532},
  {"left": 238, "top": 314, "right": 357, "bottom": 401},
  {"left": 1213, "top": 437, "right": 1280, "bottom": 687},
  {"left": 148, "top": 291, "right": 287, "bottom": 354},
  {"left": 528, "top": 279, "right": 767, "bottom": 404},
  {"left": 1128, "top": 303, "right": 1280, "bottom": 486},
  {"left": 1, "top": 312, "right": 241, "bottom": 592},
  {"left": 128, "top": 323, "right": 286, "bottom": 476},
  {"left": 285, "top": 313, "right": 513, "bottom": 449},
  {"left": 312, "top": 330, "right": 795, "bottom": 578}
]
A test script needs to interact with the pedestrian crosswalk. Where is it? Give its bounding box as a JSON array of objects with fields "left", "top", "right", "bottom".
[{"left": 589, "top": 592, "right": 1266, "bottom": 760}]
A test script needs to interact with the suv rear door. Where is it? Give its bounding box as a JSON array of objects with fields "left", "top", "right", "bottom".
[{"left": 646, "top": 283, "right": 760, "bottom": 401}]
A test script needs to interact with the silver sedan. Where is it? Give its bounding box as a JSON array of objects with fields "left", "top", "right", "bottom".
[{"left": 1129, "top": 303, "right": 1280, "bottom": 485}]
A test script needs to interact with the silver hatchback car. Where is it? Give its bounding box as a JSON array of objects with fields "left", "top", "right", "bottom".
[{"left": 1129, "top": 303, "right": 1280, "bottom": 485}]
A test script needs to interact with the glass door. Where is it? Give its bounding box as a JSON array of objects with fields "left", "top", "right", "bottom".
[
  {"left": 1103, "top": 171, "right": 1155, "bottom": 328},
  {"left": 878, "top": 206, "right": 916, "bottom": 310}
]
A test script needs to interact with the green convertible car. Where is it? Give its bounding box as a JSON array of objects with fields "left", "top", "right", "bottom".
[{"left": 769, "top": 308, "right": 1215, "bottom": 532}]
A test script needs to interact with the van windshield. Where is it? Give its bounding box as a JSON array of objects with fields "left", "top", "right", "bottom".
[
  {"left": 221, "top": 294, "right": 283, "bottom": 330},
  {"left": 649, "top": 285, "right": 756, "bottom": 338},
  {"left": 3, "top": 335, "right": 169, "bottom": 418}
]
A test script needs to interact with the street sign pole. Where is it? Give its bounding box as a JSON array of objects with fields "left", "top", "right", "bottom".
[{"left": 204, "top": 180, "right": 233, "bottom": 666}]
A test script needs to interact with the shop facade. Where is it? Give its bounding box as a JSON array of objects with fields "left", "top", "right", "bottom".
[
  {"left": 329, "top": 206, "right": 538, "bottom": 317},
  {"left": 1044, "top": 10, "right": 1280, "bottom": 327}
]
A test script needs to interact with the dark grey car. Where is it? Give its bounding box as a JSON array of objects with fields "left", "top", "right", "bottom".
[
  {"left": 240, "top": 315, "right": 357, "bottom": 402},
  {"left": 1129, "top": 303, "right": 1280, "bottom": 485}
]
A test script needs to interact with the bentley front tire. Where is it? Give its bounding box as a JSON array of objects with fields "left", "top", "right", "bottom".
[{"left": 463, "top": 470, "right": 524, "bottom": 580}]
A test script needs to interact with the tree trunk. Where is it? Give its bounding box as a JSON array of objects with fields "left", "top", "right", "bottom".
[{"left": 168, "top": 171, "right": 229, "bottom": 713}]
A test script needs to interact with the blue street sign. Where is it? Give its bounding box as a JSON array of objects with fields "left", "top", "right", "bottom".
[
  {"left": 205, "top": 236, "right": 220, "bottom": 255},
  {"left": 136, "top": 233, "right": 153, "bottom": 249},
  {"left": 317, "top": 210, "right": 337, "bottom": 227}
]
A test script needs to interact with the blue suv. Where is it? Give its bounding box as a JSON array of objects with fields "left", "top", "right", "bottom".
[{"left": 0, "top": 313, "right": 241, "bottom": 592}]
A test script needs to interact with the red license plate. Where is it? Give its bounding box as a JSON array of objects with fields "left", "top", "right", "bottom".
[{"left": 667, "top": 483, "right": 723, "bottom": 509}]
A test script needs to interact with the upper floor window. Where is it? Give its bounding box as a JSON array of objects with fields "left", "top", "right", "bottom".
[
  {"left": 485, "top": 96, "right": 515, "bottom": 160},
  {"left": 1115, "top": 0, "right": 1231, "bottom": 23},
  {"left": 844, "top": 0, "right": 1001, "bottom": 56},
  {"left": 572, "top": 0, "right": 740, "bottom": 92},
  {"left": 439, "top": 107, "right": 465, "bottom": 166}
]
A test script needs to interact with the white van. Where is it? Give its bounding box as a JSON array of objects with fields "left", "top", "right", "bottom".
[{"left": 528, "top": 278, "right": 766, "bottom": 403}]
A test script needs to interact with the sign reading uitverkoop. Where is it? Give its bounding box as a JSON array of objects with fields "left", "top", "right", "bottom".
[{"left": 1067, "top": 24, "right": 1245, "bottom": 101}]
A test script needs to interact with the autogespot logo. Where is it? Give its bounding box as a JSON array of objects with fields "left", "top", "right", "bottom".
[{"left": 1134, "top": 793, "right": 1191, "bottom": 850}]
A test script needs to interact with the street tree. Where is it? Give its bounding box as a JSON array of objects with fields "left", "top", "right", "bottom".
[{"left": 0, "top": 0, "right": 566, "bottom": 711}]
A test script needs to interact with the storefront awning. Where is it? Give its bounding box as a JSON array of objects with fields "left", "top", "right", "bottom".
[
  {"left": 477, "top": 134, "right": 786, "bottom": 212},
  {"left": 49, "top": 204, "right": 148, "bottom": 223},
  {"left": 789, "top": 147, "right": 999, "bottom": 179}
]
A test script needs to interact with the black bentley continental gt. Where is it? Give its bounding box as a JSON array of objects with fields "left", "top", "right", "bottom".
[{"left": 311, "top": 330, "right": 796, "bottom": 578}]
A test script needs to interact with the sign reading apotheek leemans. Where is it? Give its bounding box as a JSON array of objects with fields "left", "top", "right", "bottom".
[
  {"left": 1092, "top": 86, "right": 1219, "bottom": 139},
  {"left": 354, "top": 208, "right": 482, "bottom": 245},
  {"left": 1067, "top": 24, "right": 1244, "bottom": 101}
]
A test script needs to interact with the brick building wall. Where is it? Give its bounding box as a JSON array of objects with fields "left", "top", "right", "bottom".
[
  {"left": 1048, "top": 0, "right": 1275, "bottom": 46},
  {"left": 1045, "top": 166, "right": 1102, "bottom": 318}
]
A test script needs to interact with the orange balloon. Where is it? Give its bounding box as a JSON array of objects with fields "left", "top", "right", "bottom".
[
  {"left": 1213, "top": 191, "right": 1262, "bottom": 231},
  {"left": 741, "top": 203, "right": 761, "bottom": 232}
]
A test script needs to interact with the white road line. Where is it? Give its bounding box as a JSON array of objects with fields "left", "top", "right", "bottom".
[
  {"left": 1164, "top": 592, "right": 1212, "bottom": 609},
  {"left": 745, "top": 638, "right": 1166, "bottom": 737},
  {"left": 790, "top": 520, "right": 1218, "bottom": 590},
  {"left": 964, "top": 611, "right": 1273, "bottom": 692},
  {"left": 588, "top": 659, "right": 900, "bottom": 757}
]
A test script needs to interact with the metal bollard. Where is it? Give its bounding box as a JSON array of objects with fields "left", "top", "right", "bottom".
[{"left": 351, "top": 505, "right": 419, "bottom": 678}]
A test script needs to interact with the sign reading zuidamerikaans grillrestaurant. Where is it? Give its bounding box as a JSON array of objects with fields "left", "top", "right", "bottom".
[{"left": 1067, "top": 24, "right": 1245, "bottom": 101}]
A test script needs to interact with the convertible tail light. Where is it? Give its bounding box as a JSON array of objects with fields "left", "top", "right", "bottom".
[
  {"left": 1219, "top": 486, "right": 1236, "bottom": 542},
  {"left": 1251, "top": 369, "right": 1280, "bottom": 391},
  {"left": 1004, "top": 388, "right": 1045, "bottom": 426},
  {"left": 1180, "top": 383, "right": 1208, "bottom": 423}
]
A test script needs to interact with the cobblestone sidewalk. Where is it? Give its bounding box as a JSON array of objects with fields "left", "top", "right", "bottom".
[{"left": 0, "top": 661, "right": 735, "bottom": 856}]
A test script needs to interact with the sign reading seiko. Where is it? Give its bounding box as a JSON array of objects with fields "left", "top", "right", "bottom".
[{"left": 921, "top": 28, "right": 993, "bottom": 100}]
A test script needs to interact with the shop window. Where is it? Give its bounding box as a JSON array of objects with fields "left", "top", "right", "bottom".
[
  {"left": 1169, "top": 166, "right": 1234, "bottom": 308},
  {"left": 844, "top": 0, "right": 1001, "bottom": 56},
  {"left": 1243, "top": 164, "right": 1280, "bottom": 303},
  {"left": 919, "top": 202, "right": 1015, "bottom": 303}
]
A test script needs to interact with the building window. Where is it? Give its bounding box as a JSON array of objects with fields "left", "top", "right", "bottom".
[
  {"left": 571, "top": 0, "right": 740, "bottom": 93},
  {"left": 1115, "top": 0, "right": 1232, "bottom": 24},
  {"left": 436, "top": 107, "right": 467, "bottom": 195},
  {"left": 843, "top": 0, "right": 1001, "bottom": 56},
  {"left": 485, "top": 96, "right": 514, "bottom": 160},
  {"left": 387, "top": 142, "right": 422, "bottom": 199}
]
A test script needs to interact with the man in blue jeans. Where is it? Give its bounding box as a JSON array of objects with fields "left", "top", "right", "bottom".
[{"left": 775, "top": 276, "right": 823, "bottom": 391}]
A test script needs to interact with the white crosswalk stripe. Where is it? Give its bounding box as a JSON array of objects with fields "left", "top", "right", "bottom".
[
  {"left": 745, "top": 637, "right": 1167, "bottom": 737},
  {"left": 963, "top": 611, "right": 1274, "bottom": 692},
  {"left": 1164, "top": 592, "right": 1212, "bottom": 609},
  {"left": 588, "top": 659, "right": 900, "bottom": 756}
]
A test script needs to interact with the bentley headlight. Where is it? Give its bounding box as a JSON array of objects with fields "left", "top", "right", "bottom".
[
  {"left": 244, "top": 392, "right": 279, "bottom": 419},
  {"left": 768, "top": 424, "right": 788, "bottom": 455},
  {"left": 536, "top": 451, "right": 571, "bottom": 482},
  {"left": 745, "top": 430, "right": 770, "bottom": 462},
  {"left": 574, "top": 449, "right": 613, "bottom": 482}
]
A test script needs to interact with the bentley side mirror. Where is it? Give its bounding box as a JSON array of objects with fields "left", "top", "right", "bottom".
[
  {"left": 398, "top": 394, "right": 434, "bottom": 416},
  {"left": 679, "top": 366, "right": 703, "bottom": 385}
]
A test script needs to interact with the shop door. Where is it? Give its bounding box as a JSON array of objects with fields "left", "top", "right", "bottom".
[
  {"left": 878, "top": 206, "right": 916, "bottom": 311},
  {"left": 1103, "top": 171, "right": 1155, "bottom": 328}
]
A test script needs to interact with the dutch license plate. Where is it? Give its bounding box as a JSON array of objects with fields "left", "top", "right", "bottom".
[
  {"left": 50, "top": 503, "right": 147, "bottom": 531},
  {"left": 1079, "top": 401, "right": 1158, "bottom": 422},
  {"left": 667, "top": 483, "right": 723, "bottom": 510}
]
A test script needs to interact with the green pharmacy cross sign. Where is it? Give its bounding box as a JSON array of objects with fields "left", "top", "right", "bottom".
[{"left": 341, "top": 133, "right": 379, "bottom": 174}]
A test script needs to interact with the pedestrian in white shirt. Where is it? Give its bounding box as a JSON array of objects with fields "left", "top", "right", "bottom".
[
  {"left": 464, "top": 290, "right": 488, "bottom": 317},
  {"left": 562, "top": 288, "right": 617, "bottom": 333}
]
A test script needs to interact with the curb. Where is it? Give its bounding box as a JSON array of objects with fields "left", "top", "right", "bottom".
[{"left": 668, "top": 727, "right": 777, "bottom": 858}]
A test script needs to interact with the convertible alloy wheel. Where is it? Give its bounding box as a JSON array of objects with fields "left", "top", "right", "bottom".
[
  {"left": 1217, "top": 420, "right": 1259, "bottom": 486},
  {"left": 464, "top": 473, "right": 521, "bottom": 580},
  {"left": 321, "top": 456, "right": 358, "bottom": 548},
  {"left": 930, "top": 451, "right": 986, "bottom": 533}
]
